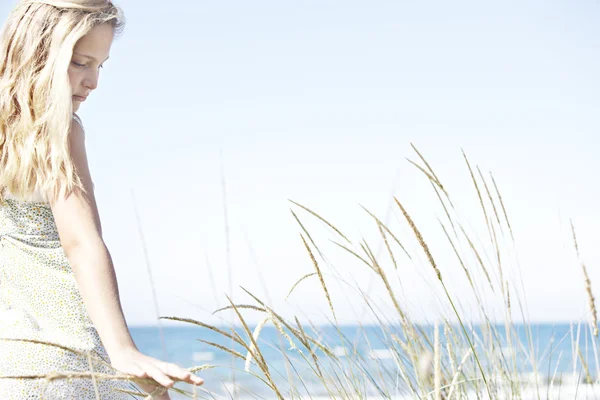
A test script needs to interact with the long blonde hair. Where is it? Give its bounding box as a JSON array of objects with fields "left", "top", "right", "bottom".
[{"left": 0, "top": 0, "right": 124, "bottom": 203}]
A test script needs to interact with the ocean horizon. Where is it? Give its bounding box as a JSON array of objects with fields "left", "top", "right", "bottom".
[{"left": 129, "top": 322, "right": 600, "bottom": 398}]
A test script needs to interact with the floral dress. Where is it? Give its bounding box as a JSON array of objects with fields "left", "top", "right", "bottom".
[{"left": 0, "top": 116, "right": 136, "bottom": 399}]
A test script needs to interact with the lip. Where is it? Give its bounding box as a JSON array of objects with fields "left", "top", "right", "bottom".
[{"left": 73, "top": 95, "right": 87, "bottom": 102}]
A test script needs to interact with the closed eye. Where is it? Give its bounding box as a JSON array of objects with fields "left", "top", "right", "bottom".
[{"left": 72, "top": 61, "right": 86, "bottom": 68}]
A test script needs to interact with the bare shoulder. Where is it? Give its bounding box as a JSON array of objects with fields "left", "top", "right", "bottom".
[
  {"left": 67, "top": 114, "right": 91, "bottom": 176},
  {"left": 50, "top": 115, "right": 103, "bottom": 248},
  {"left": 51, "top": 114, "right": 93, "bottom": 203}
]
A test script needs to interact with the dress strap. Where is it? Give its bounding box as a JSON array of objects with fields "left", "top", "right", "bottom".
[
  {"left": 72, "top": 113, "right": 85, "bottom": 133},
  {"left": 71, "top": 113, "right": 95, "bottom": 191}
]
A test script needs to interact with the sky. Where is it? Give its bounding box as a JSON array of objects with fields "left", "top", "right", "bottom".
[{"left": 1, "top": 0, "right": 599, "bottom": 327}]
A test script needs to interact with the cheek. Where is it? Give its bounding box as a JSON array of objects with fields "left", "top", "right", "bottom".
[{"left": 67, "top": 67, "right": 80, "bottom": 92}]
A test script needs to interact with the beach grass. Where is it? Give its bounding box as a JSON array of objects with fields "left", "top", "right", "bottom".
[{"left": 3, "top": 145, "right": 599, "bottom": 400}]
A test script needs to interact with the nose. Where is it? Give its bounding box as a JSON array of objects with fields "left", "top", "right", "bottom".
[{"left": 83, "top": 69, "right": 99, "bottom": 91}]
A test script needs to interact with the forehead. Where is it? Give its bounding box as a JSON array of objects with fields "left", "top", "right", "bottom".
[{"left": 73, "top": 23, "right": 114, "bottom": 57}]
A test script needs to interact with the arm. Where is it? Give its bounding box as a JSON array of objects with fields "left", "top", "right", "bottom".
[
  {"left": 49, "top": 118, "right": 136, "bottom": 355},
  {"left": 49, "top": 119, "right": 203, "bottom": 395}
]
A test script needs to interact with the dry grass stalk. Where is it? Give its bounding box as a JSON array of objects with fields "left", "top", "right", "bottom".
[
  {"left": 360, "top": 239, "right": 377, "bottom": 264},
  {"left": 225, "top": 297, "right": 269, "bottom": 370},
  {"left": 377, "top": 221, "right": 398, "bottom": 270},
  {"left": 364, "top": 237, "right": 410, "bottom": 330},
  {"left": 502, "top": 280, "right": 520, "bottom": 396},
  {"left": 285, "top": 272, "right": 317, "bottom": 300},
  {"left": 446, "top": 348, "right": 474, "bottom": 399},
  {"left": 266, "top": 308, "right": 296, "bottom": 351},
  {"left": 571, "top": 221, "right": 598, "bottom": 337},
  {"left": 212, "top": 304, "right": 266, "bottom": 314},
  {"left": 444, "top": 323, "right": 456, "bottom": 376},
  {"left": 390, "top": 332, "right": 422, "bottom": 387},
  {"left": 291, "top": 209, "right": 328, "bottom": 261},
  {"left": 359, "top": 241, "right": 378, "bottom": 270},
  {"left": 581, "top": 263, "right": 597, "bottom": 337},
  {"left": 113, "top": 388, "right": 151, "bottom": 397},
  {"left": 410, "top": 143, "right": 447, "bottom": 194},
  {"left": 225, "top": 296, "right": 284, "bottom": 399},
  {"left": 394, "top": 197, "right": 491, "bottom": 395},
  {"left": 490, "top": 172, "right": 514, "bottom": 241},
  {"left": 577, "top": 347, "right": 594, "bottom": 384},
  {"left": 331, "top": 240, "right": 376, "bottom": 271},
  {"left": 407, "top": 148, "right": 454, "bottom": 212},
  {"left": 295, "top": 316, "right": 324, "bottom": 379},
  {"left": 439, "top": 221, "right": 475, "bottom": 290},
  {"left": 571, "top": 220, "right": 580, "bottom": 256},
  {"left": 463, "top": 150, "right": 492, "bottom": 239},
  {"left": 1, "top": 370, "right": 181, "bottom": 393},
  {"left": 389, "top": 347, "right": 419, "bottom": 398},
  {"left": 159, "top": 316, "right": 246, "bottom": 347},
  {"left": 197, "top": 339, "right": 245, "bottom": 361},
  {"left": 362, "top": 237, "right": 422, "bottom": 366},
  {"left": 407, "top": 158, "right": 447, "bottom": 197},
  {"left": 431, "top": 182, "right": 457, "bottom": 237},
  {"left": 490, "top": 221, "right": 505, "bottom": 298},
  {"left": 290, "top": 200, "right": 351, "bottom": 244},
  {"left": 115, "top": 384, "right": 204, "bottom": 399},
  {"left": 361, "top": 205, "right": 412, "bottom": 259},
  {"left": 301, "top": 234, "right": 336, "bottom": 321},
  {"left": 86, "top": 350, "right": 100, "bottom": 400},
  {"left": 394, "top": 197, "right": 442, "bottom": 281},
  {"left": 298, "top": 236, "right": 362, "bottom": 395},
  {"left": 416, "top": 349, "right": 433, "bottom": 391},
  {"left": 0, "top": 338, "right": 111, "bottom": 369},
  {"left": 239, "top": 287, "right": 338, "bottom": 359},
  {"left": 409, "top": 146, "right": 460, "bottom": 231},
  {"left": 188, "top": 365, "right": 216, "bottom": 373},
  {"left": 242, "top": 285, "right": 358, "bottom": 396},
  {"left": 390, "top": 333, "right": 410, "bottom": 355},
  {"left": 459, "top": 225, "right": 494, "bottom": 292},
  {"left": 230, "top": 328, "right": 246, "bottom": 348},
  {"left": 245, "top": 316, "right": 271, "bottom": 372},
  {"left": 477, "top": 166, "right": 502, "bottom": 227},
  {"left": 434, "top": 321, "right": 441, "bottom": 400}
]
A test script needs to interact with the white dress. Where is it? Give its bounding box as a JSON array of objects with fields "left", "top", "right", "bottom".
[{"left": 0, "top": 116, "right": 136, "bottom": 398}]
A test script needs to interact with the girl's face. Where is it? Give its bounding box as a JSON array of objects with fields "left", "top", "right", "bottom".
[{"left": 68, "top": 23, "right": 114, "bottom": 113}]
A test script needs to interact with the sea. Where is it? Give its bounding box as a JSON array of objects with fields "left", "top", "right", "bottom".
[{"left": 129, "top": 323, "right": 599, "bottom": 399}]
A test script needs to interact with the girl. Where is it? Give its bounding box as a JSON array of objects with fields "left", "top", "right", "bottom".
[{"left": 0, "top": 1, "right": 204, "bottom": 398}]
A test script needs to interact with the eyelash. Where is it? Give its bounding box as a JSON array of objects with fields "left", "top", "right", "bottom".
[{"left": 71, "top": 61, "right": 104, "bottom": 69}]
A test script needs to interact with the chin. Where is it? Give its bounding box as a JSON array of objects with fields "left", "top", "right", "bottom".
[{"left": 72, "top": 102, "right": 81, "bottom": 113}]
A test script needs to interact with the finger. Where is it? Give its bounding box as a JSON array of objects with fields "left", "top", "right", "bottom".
[
  {"left": 119, "top": 364, "right": 148, "bottom": 380},
  {"left": 161, "top": 363, "right": 189, "bottom": 380},
  {"left": 142, "top": 363, "right": 174, "bottom": 388},
  {"left": 134, "top": 369, "right": 149, "bottom": 379},
  {"left": 162, "top": 363, "right": 204, "bottom": 386},
  {"left": 191, "top": 375, "right": 204, "bottom": 386}
]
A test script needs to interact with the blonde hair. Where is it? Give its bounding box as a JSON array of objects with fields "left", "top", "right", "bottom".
[{"left": 0, "top": 0, "right": 124, "bottom": 203}]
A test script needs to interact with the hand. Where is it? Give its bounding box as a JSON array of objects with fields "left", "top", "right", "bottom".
[{"left": 109, "top": 347, "right": 204, "bottom": 399}]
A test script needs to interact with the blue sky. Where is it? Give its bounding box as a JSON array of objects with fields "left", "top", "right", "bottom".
[{"left": 1, "top": 0, "right": 599, "bottom": 326}]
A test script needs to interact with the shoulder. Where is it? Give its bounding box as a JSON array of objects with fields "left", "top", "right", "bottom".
[
  {"left": 68, "top": 114, "right": 95, "bottom": 190},
  {"left": 67, "top": 114, "right": 89, "bottom": 169}
]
